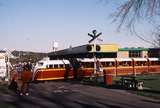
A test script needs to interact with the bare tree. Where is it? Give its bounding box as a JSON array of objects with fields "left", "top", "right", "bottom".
[
  {"left": 152, "top": 25, "right": 160, "bottom": 47},
  {"left": 111, "top": 0, "right": 160, "bottom": 47}
]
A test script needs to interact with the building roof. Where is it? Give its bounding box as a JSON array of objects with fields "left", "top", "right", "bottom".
[
  {"left": 148, "top": 47, "right": 160, "bottom": 51},
  {"left": 119, "top": 47, "right": 148, "bottom": 51},
  {"left": 48, "top": 44, "right": 118, "bottom": 59}
]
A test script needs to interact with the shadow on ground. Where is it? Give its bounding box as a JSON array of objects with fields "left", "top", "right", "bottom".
[
  {"left": 0, "top": 81, "right": 122, "bottom": 108},
  {"left": 0, "top": 80, "right": 160, "bottom": 108}
]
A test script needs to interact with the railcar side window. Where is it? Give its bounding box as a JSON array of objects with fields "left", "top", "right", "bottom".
[
  {"left": 59, "top": 64, "right": 64, "bottom": 68},
  {"left": 101, "top": 62, "right": 114, "bottom": 67},
  {"left": 46, "top": 65, "right": 49, "bottom": 68},
  {"left": 118, "top": 61, "right": 132, "bottom": 66},
  {"left": 91, "top": 62, "right": 94, "bottom": 67},
  {"left": 151, "top": 61, "right": 160, "bottom": 65},
  {"left": 38, "top": 62, "right": 43, "bottom": 66},
  {"left": 49, "top": 64, "right": 53, "bottom": 69},
  {"left": 136, "top": 61, "right": 147, "bottom": 66},
  {"left": 84, "top": 62, "right": 94, "bottom": 68},
  {"left": 65, "top": 64, "right": 70, "bottom": 68},
  {"left": 54, "top": 64, "right": 58, "bottom": 69},
  {"left": 101, "top": 62, "right": 106, "bottom": 67}
]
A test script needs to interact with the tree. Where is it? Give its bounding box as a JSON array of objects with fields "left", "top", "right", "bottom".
[
  {"left": 152, "top": 26, "right": 160, "bottom": 47},
  {"left": 110, "top": 0, "right": 160, "bottom": 47}
]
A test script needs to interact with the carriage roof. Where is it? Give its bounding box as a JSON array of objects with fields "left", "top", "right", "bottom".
[
  {"left": 38, "top": 59, "right": 70, "bottom": 65},
  {"left": 116, "top": 58, "right": 132, "bottom": 61},
  {"left": 148, "top": 58, "right": 159, "bottom": 61},
  {"left": 77, "top": 58, "right": 95, "bottom": 62},
  {"left": 133, "top": 58, "right": 147, "bottom": 61},
  {"left": 99, "top": 58, "right": 115, "bottom": 62}
]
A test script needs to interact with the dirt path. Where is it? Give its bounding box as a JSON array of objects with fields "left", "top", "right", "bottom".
[{"left": 0, "top": 81, "right": 160, "bottom": 108}]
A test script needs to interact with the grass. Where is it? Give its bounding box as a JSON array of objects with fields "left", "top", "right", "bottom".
[
  {"left": 132, "top": 74, "right": 160, "bottom": 99},
  {"left": 112, "top": 74, "right": 160, "bottom": 99},
  {"left": 136, "top": 74, "right": 160, "bottom": 91}
]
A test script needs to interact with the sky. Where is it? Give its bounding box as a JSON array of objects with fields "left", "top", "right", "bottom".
[{"left": 0, "top": 0, "right": 153, "bottom": 52}]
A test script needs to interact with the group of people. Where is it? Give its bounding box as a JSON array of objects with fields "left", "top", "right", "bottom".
[{"left": 9, "top": 62, "right": 33, "bottom": 96}]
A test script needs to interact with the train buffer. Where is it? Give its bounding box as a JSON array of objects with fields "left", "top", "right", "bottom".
[{"left": 115, "top": 76, "right": 144, "bottom": 90}]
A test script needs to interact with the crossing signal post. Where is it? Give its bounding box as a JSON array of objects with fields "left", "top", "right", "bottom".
[{"left": 88, "top": 30, "right": 102, "bottom": 77}]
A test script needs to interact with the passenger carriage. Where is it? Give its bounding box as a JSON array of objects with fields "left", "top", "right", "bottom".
[
  {"left": 115, "top": 58, "right": 133, "bottom": 76},
  {"left": 133, "top": 58, "right": 149, "bottom": 75},
  {"left": 148, "top": 58, "right": 160, "bottom": 73},
  {"left": 32, "top": 59, "right": 73, "bottom": 81},
  {"left": 77, "top": 57, "right": 160, "bottom": 77},
  {"left": 77, "top": 58, "right": 94, "bottom": 78},
  {"left": 32, "top": 57, "right": 160, "bottom": 81},
  {"left": 99, "top": 58, "right": 116, "bottom": 76}
]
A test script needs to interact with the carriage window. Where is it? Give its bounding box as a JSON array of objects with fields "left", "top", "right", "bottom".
[
  {"left": 84, "top": 62, "right": 94, "bottom": 68},
  {"left": 151, "top": 61, "right": 160, "bottom": 65},
  {"left": 83, "top": 62, "right": 87, "bottom": 68},
  {"left": 119, "top": 61, "right": 131, "bottom": 66},
  {"left": 101, "top": 62, "right": 106, "bottom": 67},
  {"left": 156, "top": 61, "right": 160, "bottom": 65},
  {"left": 59, "top": 64, "right": 64, "bottom": 68},
  {"left": 136, "top": 61, "right": 147, "bottom": 66},
  {"left": 46, "top": 65, "right": 49, "bottom": 68},
  {"left": 65, "top": 64, "right": 70, "bottom": 68},
  {"left": 108, "top": 62, "right": 114, "bottom": 67},
  {"left": 99, "top": 62, "right": 115, "bottom": 67},
  {"left": 86, "top": 62, "right": 91, "bottom": 68},
  {"left": 91, "top": 62, "right": 94, "bottom": 67},
  {"left": 38, "top": 62, "right": 43, "bottom": 66},
  {"left": 81, "top": 62, "right": 84, "bottom": 66},
  {"left": 151, "top": 61, "right": 155, "bottom": 65},
  {"left": 54, "top": 64, "right": 58, "bottom": 69},
  {"left": 49, "top": 64, "right": 53, "bottom": 68}
]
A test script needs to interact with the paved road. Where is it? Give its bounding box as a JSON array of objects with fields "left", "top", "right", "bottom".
[{"left": 0, "top": 81, "right": 160, "bottom": 108}]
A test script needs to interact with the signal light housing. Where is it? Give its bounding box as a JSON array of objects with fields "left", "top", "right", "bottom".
[
  {"left": 86, "top": 44, "right": 101, "bottom": 51},
  {"left": 86, "top": 45, "right": 92, "bottom": 51},
  {"left": 96, "top": 45, "right": 101, "bottom": 51}
]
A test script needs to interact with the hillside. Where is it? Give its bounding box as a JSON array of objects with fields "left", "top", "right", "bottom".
[{"left": 11, "top": 50, "right": 48, "bottom": 63}]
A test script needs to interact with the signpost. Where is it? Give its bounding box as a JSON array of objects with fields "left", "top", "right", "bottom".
[{"left": 88, "top": 30, "right": 102, "bottom": 77}]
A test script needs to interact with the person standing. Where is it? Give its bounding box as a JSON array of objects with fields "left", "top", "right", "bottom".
[{"left": 20, "top": 64, "right": 32, "bottom": 96}]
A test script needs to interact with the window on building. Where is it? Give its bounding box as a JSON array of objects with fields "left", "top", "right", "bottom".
[{"left": 129, "top": 50, "right": 142, "bottom": 58}]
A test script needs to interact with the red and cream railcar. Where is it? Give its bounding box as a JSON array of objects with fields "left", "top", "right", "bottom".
[
  {"left": 77, "top": 58, "right": 94, "bottom": 78},
  {"left": 99, "top": 58, "right": 116, "bottom": 76},
  {"left": 32, "top": 59, "right": 73, "bottom": 81},
  {"left": 78, "top": 58, "right": 160, "bottom": 77},
  {"left": 148, "top": 58, "right": 160, "bottom": 73},
  {"left": 133, "top": 58, "right": 148, "bottom": 75},
  {"left": 32, "top": 57, "right": 160, "bottom": 81},
  {"left": 115, "top": 58, "right": 133, "bottom": 76}
]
